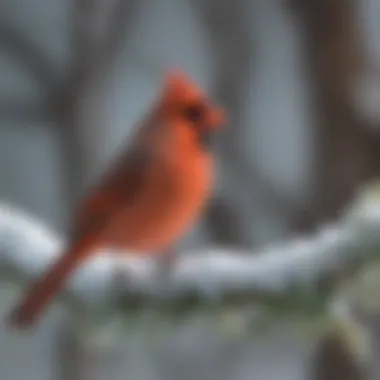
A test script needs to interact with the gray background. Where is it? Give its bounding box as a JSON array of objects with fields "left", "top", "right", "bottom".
[{"left": 1, "top": 1, "right": 380, "bottom": 379}]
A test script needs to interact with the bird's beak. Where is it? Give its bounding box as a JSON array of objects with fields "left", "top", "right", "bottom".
[
  {"left": 199, "top": 107, "right": 224, "bottom": 148},
  {"left": 207, "top": 107, "right": 225, "bottom": 129}
]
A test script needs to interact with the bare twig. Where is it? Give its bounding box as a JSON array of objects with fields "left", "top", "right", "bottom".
[
  {"left": 64, "top": 0, "right": 140, "bottom": 99},
  {"left": 71, "top": 0, "right": 138, "bottom": 68},
  {"left": 0, "top": 23, "right": 58, "bottom": 91}
]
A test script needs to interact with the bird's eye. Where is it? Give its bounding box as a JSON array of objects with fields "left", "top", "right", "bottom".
[{"left": 183, "top": 103, "right": 206, "bottom": 123}]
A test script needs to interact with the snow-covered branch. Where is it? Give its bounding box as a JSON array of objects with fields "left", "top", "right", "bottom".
[{"left": 1, "top": 181, "right": 380, "bottom": 327}]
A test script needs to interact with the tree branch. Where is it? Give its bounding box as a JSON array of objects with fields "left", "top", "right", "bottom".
[
  {"left": 1, "top": 181, "right": 380, "bottom": 326},
  {"left": 68, "top": 0, "right": 139, "bottom": 85},
  {"left": 0, "top": 23, "right": 58, "bottom": 91}
]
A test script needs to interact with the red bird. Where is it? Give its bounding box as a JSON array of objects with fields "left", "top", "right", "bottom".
[{"left": 9, "top": 69, "right": 225, "bottom": 328}]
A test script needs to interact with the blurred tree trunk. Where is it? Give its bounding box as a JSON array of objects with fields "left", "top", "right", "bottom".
[
  {"left": 289, "top": 0, "right": 380, "bottom": 379},
  {"left": 49, "top": 2, "right": 139, "bottom": 380},
  {"left": 192, "top": 0, "right": 254, "bottom": 246},
  {"left": 53, "top": 0, "right": 139, "bottom": 220},
  {"left": 309, "top": 333, "right": 367, "bottom": 380},
  {"left": 290, "top": 0, "right": 380, "bottom": 222}
]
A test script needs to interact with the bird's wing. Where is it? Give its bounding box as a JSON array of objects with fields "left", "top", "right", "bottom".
[{"left": 71, "top": 113, "right": 166, "bottom": 242}]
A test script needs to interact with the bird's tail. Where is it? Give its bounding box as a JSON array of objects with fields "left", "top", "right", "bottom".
[{"left": 9, "top": 239, "right": 93, "bottom": 328}]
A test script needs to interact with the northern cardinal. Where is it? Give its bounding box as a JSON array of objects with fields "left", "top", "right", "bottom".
[{"left": 9, "top": 69, "right": 224, "bottom": 328}]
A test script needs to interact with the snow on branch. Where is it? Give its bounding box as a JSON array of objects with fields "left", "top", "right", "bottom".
[{"left": 1, "top": 181, "right": 380, "bottom": 325}]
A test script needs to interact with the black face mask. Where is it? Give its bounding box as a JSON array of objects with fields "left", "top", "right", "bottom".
[{"left": 181, "top": 103, "right": 213, "bottom": 149}]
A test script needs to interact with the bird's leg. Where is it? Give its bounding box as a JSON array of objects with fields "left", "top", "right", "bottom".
[
  {"left": 155, "top": 247, "right": 178, "bottom": 282},
  {"left": 110, "top": 255, "right": 132, "bottom": 302}
]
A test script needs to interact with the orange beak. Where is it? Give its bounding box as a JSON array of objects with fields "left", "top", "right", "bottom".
[
  {"left": 199, "top": 106, "right": 225, "bottom": 148},
  {"left": 207, "top": 107, "right": 225, "bottom": 129}
]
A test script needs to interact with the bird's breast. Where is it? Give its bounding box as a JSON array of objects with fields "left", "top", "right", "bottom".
[{"left": 109, "top": 151, "right": 214, "bottom": 252}]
